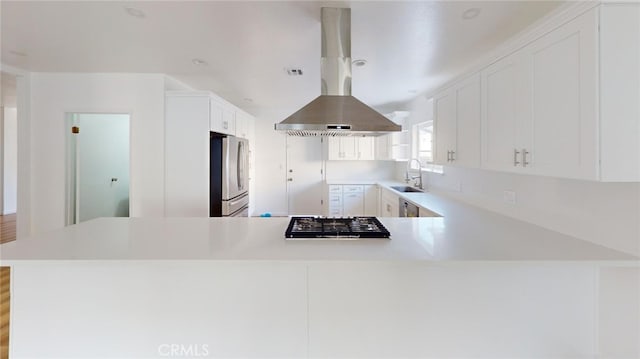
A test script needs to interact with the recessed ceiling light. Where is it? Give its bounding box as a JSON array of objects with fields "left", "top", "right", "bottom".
[
  {"left": 462, "top": 8, "right": 481, "bottom": 20},
  {"left": 192, "top": 58, "right": 208, "bottom": 66},
  {"left": 124, "top": 7, "right": 146, "bottom": 19},
  {"left": 352, "top": 59, "right": 367, "bottom": 67}
]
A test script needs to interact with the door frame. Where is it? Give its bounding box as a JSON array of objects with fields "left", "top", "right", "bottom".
[{"left": 64, "top": 112, "right": 131, "bottom": 226}]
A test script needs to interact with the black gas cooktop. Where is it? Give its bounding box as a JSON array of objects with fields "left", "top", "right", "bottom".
[{"left": 285, "top": 217, "right": 391, "bottom": 239}]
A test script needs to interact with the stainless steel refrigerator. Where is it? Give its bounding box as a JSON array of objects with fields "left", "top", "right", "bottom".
[{"left": 210, "top": 134, "right": 249, "bottom": 217}]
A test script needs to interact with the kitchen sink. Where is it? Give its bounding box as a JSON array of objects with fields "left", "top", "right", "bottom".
[{"left": 390, "top": 186, "right": 423, "bottom": 193}]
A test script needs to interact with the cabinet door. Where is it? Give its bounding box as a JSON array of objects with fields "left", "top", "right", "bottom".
[
  {"left": 455, "top": 74, "right": 481, "bottom": 168},
  {"left": 327, "top": 138, "right": 341, "bottom": 160},
  {"left": 166, "top": 96, "right": 210, "bottom": 217},
  {"left": 327, "top": 137, "right": 359, "bottom": 160},
  {"left": 434, "top": 89, "right": 456, "bottom": 165},
  {"left": 235, "top": 112, "right": 249, "bottom": 139},
  {"left": 328, "top": 193, "right": 343, "bottom": 217},
  {"left": 357, "top": 137, "right": 375, "bottom": 160},
  {"left": 343, "top": 192, "right": 364, "bottom": 216},
  {"left": 379, "top": 189, "right": 399, "bottom": 217},
  {"left": 525, "top": 8, "right": 597, "bottom": 180},
  {"left": 375, "top": 135, "right": 391, "bottom": 160},
  {"left": 481, "top": 52, "right": 527, "bottom": 173},
  {"left": 600, "top": 4, "right": 640, "bottom": 181},
  {"left": 210, "top": 99, "right": 225, "bottom": 134},
  {"left": 211, "top": 99, "right": 236, "bottom": 136},
  {"left": 222, "top": 107, "right": 236, "bottom": 136},
  {"left": 341, "top": 137, "right": 358, "bottom": 160},
  {"left": 363, "top": 185, "right": 378, "bottom": 216}
]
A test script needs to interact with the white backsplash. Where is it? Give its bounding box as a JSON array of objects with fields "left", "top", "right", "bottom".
[
  {"left": 325, "top": 160, "right": 396, "bottom": 182},
  {"left": 395, "top": 162, "right": 640, "bottom": 256}
]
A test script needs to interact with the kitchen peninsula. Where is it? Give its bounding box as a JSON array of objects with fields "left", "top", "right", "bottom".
[{"left": 2, "top": 192, "right": 638, "bottom": 358}]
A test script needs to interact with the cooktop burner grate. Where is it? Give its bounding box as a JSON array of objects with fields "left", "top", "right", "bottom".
[{"left": 285, "top": 217, "right": 391, "bottom": 239}]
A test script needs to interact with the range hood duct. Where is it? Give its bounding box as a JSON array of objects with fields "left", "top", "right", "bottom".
[{"left": 275, "top": 8, "right": 401, "bottom": 137}]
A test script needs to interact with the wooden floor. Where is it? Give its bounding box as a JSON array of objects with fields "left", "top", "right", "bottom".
[
  {"left": 0, "top": 214, "right": 16, "bottom": 244},
  {"left": 0, "top": 267, "right": 9, "bottom": 359}
]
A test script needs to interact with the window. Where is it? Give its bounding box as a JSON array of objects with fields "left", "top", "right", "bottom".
[{"left": 412, "top": 121, "right": 443, "bottom": 173}]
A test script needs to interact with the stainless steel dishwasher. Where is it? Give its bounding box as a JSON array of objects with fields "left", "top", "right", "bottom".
[{"left": 399, "top": 198, "right": 419, "bottom": 217}]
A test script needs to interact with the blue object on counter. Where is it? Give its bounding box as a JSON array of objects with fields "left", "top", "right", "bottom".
[{"left": 260, "top": 213, "right": 272, "bottom": 217}]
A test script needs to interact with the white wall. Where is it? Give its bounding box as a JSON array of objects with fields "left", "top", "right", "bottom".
[
  {"left": 2, "top": 107, "right": 17, "bottom": 214},
  {"left": 253, "top": 109, "right": 288, "bottom": 216},
  {"left": 423, "top": 167, "right": 640, "bottom": 257},
  {"left": 29, "top": 73, "right": 166, "bottom": 235},
  {"left": 325, "top": 161, "right": 396, "bottom": 182}
]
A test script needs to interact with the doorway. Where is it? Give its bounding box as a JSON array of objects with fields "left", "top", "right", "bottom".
[
  {"left": 1, "top": 71, "right": 18, "bottom": 243},
  {"left": 286, "top": 136, "right": 324, "bottom": 215},
  {"left": 65, "top": 113, "right": 130, "bottom": 225}
]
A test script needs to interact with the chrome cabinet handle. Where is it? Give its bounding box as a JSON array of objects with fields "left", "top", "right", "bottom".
[
  {"left": 522, "top": 149, "right": 529, "bottom": 167},
  {"left": 450, "top": 150, "right": 455, "bottom": 162},
  {"left": 513, "top": 149, "right": 520, "bottom": 166},
  {"left": 446, "top": 150, "right": 451, "bottom": 162},
  {"left": 287, "top": 178, "right": 293, "bottom": 182}
]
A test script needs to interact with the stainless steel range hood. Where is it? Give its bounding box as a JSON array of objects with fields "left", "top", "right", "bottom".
[{"left": 275, "top": 8, "right": 401, "bottom": 137}]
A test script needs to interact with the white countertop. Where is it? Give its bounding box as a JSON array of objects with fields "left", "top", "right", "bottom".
[{"left": 1, "top": 187, "right": 637, "bottom": 262}]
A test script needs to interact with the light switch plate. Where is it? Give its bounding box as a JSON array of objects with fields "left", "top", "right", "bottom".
[{"left": 503, "top": 190, "right": 517, "bottom": 205}]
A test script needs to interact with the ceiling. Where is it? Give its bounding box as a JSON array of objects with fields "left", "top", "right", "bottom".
[{"left": 1, "top": 1, "right": 563, "bottom": 116}]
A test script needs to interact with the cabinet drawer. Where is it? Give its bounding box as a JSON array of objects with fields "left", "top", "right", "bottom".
[
  {"left": 343, "top": 185, "right": 364, "bottom": 193},
  {"left": 328, "top": 185, "right": 343, "bottom": 193},
  {"left": 329, "top": 194, "right": 342, "bottom": 203},
  {"left": 329, "top": 208, "right": 343, "bottom": 216}
]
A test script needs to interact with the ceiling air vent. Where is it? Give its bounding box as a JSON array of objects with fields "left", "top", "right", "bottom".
[{"left": 286, "top": 68, "right": 304, "bottom": 76}]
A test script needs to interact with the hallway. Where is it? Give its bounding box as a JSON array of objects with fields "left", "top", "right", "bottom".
[{"left": 0, "top": 214, "right": 16, "bottom": 244}]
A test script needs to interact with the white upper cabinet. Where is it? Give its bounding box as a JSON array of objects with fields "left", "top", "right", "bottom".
[
  {"left": 480, "top": 5, "right": 639, "bottom": 181},
  {"left": 599, "top": 4, "right": 640, "bottom": 181},
  {"left": 481, "top": 50, "right": 533, "bottom": 174},
  {"left": 434, "top": 74, "right": 481, "bottom": 168},
  {"left": 525, "top": 8, "right": 598, "bottom": 179},
  {"left": 210, "top": 98, "right": 236, "bottom": 136},
  {"left": 327, "top": 137, "right": 375, "bottom": 161},
  {"left": 235, "top": 110, "right": 253, "bottom": 139},
  {"left": 376, "top": 111, "right": 410, "bottom": 161}
]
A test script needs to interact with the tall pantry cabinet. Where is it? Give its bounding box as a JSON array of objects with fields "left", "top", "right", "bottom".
[{"left": 165, "top": 91, "right": 255, "bottom": 217}]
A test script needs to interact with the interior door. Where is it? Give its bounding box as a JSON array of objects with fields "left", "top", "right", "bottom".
[
  {"left": 71, "top": 113, "right": 130, "bottom": 223},
  {"left": 286, "top": 136, "right": 323, "bottom": 215}
]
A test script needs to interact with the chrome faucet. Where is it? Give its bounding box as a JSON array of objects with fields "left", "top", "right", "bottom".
[{"left": 405, "top": 158, "right": 423, "bottom": 189}]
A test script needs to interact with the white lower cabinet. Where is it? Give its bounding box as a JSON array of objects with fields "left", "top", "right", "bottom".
[
  {"left": 326, "top": 184, "right": 379, "bottom": 216},
  {"left": 363, "top": 185, "right": 378, "bottom": 216},
  {"left": 342, "top": 186, "right": 364, "bottom": 216},
  {"left": 379, "top": 188, "right": 399, "bottom": 217}
]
